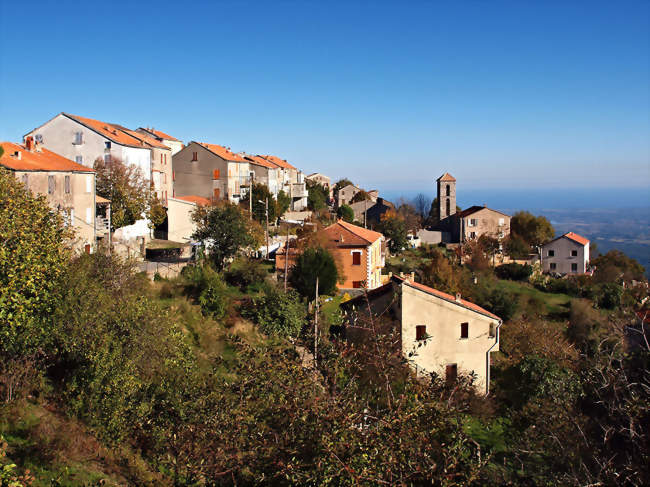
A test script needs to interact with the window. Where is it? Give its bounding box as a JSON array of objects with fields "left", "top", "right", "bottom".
[
  {"left": 548, "top": 250, "right": 555, "bottom": 257},
  {"left": 446, "top": 364, "right": 458, "bottom": 384},
  {"left": 160, "top": 154, "right": 163, "bottom": 164},
  {"left": 104, "top": 154, "right": 111, "bottom": 163},
  {"left": 164, "top": 154, "right": 167, "bottom": 164},
  {"left": 468, "top": 218, "right": 478, "bottom": 227},
  {"left": 550, "top": 263, "right": 557, "bottom": 270},
  {"left": 213, "top": 169, "right": 220, "bottom": 179},
  {"left": 35, "top": 134, "right": 43, "bottom": 143},
  {"left": 489, "top": 323, "right": 496, "bottom": 338},
  {"left": 75, "top": 155, "right": 83, "bottom": 165},
  {"left": 498, "top": 217, "right": 505, "bottom": 226},
  {"left": 64, "top": 175, "right": 71, "bottom": 194},
  {"left": 446, "top": 184, "right": 450, "bottom": 196},
  {"left": 48, "top": 175, "right": 55, "bottom": 194},
  {"left": 86, "top": 175, "right": 92, "bottom": 193},
  {"left": 445, "top": 198, "right": 450, "bottom": 217},
  {"left": 416, "top": 325, "right": 427, "bottom": 341},
  {"left": 85, "top": 207, "right": 91, "bottom": 224},
  {"left": 460, "top": 322, "right": 469, "bottom": 339},
  {"left": 192, "top": 151, "right": 198, "bottom": 161},
  {"left": 571, "top": 250, "right": 578, "bottom": 257},
  {"left": 74, "top": 132, "right": 83, "bottom": 145},
  {"left": 352, "top": 252, "right": 361, "bottom": 265},
  {"left": 571, "top": 263, "right": 578, "bottom": 272},
  {"left": 21, "top": 174, "right": 28, "bottom": 186},
  {"left": 352, "top": 281, "right": 363, "bottom": 288},
  {"left": 105, "top": 141, "right": 111, "bottom": 149},
  {"left": 469, "top": 231, "right": 476, "bottom": 239},
  {"left": 213, "top": 188, "right": 220, "bottom": 199}
]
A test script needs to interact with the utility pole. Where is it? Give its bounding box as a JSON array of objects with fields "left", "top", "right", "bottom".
[
  {"left": 314, "top": 276, "right": 319, "bottom": 368},
  {"left": 364, "top": 199, "right": 367, "bottom": 228},
  {"left": 265, "top": 197, "right": 269, "bottom": 260},
  {"left": 284, "top": 222, "right": 290, "bottom": 292},
  {"left": 249, "top": 172, "right": 254, "bottom": 220}
]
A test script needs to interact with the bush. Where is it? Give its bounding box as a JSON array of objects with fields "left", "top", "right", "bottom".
[
  {"left": 495, "top": 263, "right": 533, "bottom": 281},
  {"left": 592, "top": 282, "right": 623, "bottom": 310},
  {"left": 242, "top": 286, "right": 307, "bottom": 337},
  {"left": 225, "top": 258, "right": 268, "bottom": 291},
  {"left": 199, "top": 274, "right": 228, "bottom": 319}
]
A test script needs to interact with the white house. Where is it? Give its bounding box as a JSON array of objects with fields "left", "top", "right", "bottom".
[{"left": 540, "top": 232, "right": 590, "bottom": 275}]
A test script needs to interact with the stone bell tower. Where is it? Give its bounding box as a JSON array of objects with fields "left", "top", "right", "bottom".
[{"left": 436, "top": 172, "right": 457, "bottom": 223}]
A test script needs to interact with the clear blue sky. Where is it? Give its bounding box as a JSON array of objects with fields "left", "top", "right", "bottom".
[{"left": 1, "top": 0, "right": 648, "bottom": 197}]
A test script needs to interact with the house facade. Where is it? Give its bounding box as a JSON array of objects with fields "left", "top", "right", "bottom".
[
  {"left": 349, "top": 197, "right": 394, "bottom": 228},
  {"left": 167, "top": 195, "right": 211, "bottom": 243},
  {"left": 261, "top": 154, "right": 308, "bottom": 211},
  {"left": 137, "top": 127, "right": 184, "bottom": 155},
  {"left": 540, "top": 232, "right": 590, "bottom": 274},
  {"left": 305, "top": 172, "right": 332, "bottom": 198},
  {"left": 244, "top": 155, "right": 282, "bottom": 197},
  {"left": 322, "top": 220, "right": 385, "bottom": 290},
  {"left": 1, "top": 140, "right": 98, "bottom": 252},
  {"left": 172, "top": 142, "right": 251, "bottom": 203},
  {"left": 341, "top": 275, "right": 502, "bottom": 394},
  {"left": 454, "top": 205, "right": 511, "bottom": 242},
  {"left": 336, "top": 183, "right": 361, "bottom": 208}
]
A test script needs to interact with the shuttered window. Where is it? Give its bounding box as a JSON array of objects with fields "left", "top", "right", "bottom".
[
  {"left": 48, "top": 175, "right": 55, "bottom": 194},
  {"left": 460, "top": 322, "right": 469, "bottom": 339},
  {"left": 213, "top": 169, "right": 220, "bottom": 179},
  {"left": 352, "top": 252, "right": 361, "bottom": 265},
  {"left": 416, "top": 325, "right": 427, "bottom": 341},
  {"left": 65, "top": 175, "right": 71, "bottom": 194}
]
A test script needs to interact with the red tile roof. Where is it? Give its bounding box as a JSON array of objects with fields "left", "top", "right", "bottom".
[
  {"left": 323, "top": 219, "right": 384, "bottom": 246},
  {"left": 175, "top": 195, "right": 211, "bottom": 206},
  {"left": 437, "top": 172, "right": 456, "bottom": 182},
  {"left": 64, "top": 113, "right": 152, "bottom": 149},
  {"left": 138, "top": 127, "right": 180, "bottom": 142},
  {"left": 0, "top": 142, "right": 94, "bottom": 172},
  {"left": 260, "top": 154, "right": 296, "bottom": 170},
  {"left": 245, "top": 154, "right": 279, "bottom": 169},
  {"left": 563, "top": 232, "right": 589, "bottom": 246},
  {"left": 393, "top": 275, "right": 501, "bottom": 321},
  {"left": 457, "top": 205, "right": 510, "bottom": 218},
  {"left": 198, "top": 143, "right": 247, "bottom": 162},
  {"left": 116, "top": 127, "right": 170, "bottom": 150}
]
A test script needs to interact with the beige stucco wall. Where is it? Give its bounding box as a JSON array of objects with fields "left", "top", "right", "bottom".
[
  {"left": 542, "top": 237, "right": 589, "bottom": 274},
  {"left": 400, "top": 284, "right": 500, "bottom": 394},
  {"left": 461, "top": 208, "right": 510, "bottom": 241},
  {"left": 167, "top": 197, "right": 198, "bottom": 243},
  {"left": 150, "top": 146, "right": 173, "bottom": 205},
  {"left": 14, "top": 169, "right": 96, "bottom": 251}
]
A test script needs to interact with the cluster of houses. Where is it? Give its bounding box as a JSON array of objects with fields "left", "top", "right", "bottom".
[{"left": 0, "top": 112, "right": 593, "bottom": 394}]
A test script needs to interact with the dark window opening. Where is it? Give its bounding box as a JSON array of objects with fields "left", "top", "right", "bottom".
[
  {"left": 548, "top": 250, "right": 555, "bottom": 257},
  {"left": 64, "top": 175, "right": 71, "bottom": 194},
  {"left": 446, "top": 364, "right": 458, "bottom": 384},
  {"left": 446, "top": 184, "right": 450, "bottom": 196},
  {"left": 192, "top": 151, "right": 198, "bottom": 161},
  {"left": 352, "top": 252, "right": 361, "bottom": 265},
  {"left": 445, "top": 198, "right": 450, "bottom": 217},
  {"left": 460, "top": 322, "right": 469, "bottom": 339},
  {"left": 352, "top": 281, "right": 363, "bottom": 288},
  {"left": 571, "top": 263, "right": 578, "bottom": 272},
  {"left": 416, "top": 325, "right": 427, "bottom": 341},
  {"left": 571, "top": 250, "right": 578, "bottom": 257}
]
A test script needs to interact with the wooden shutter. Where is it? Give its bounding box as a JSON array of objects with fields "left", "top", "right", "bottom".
[
  {"left": 213, "top": 188, "right": 220, "bottom": 199},
  {"left": 352, "top": 252, "right": 361, "bottom": 265},
  {"left": 416, "top": 325, "right": 426, "bottom": 341},
  {"left": 65, "top": 175, "right": 71, "bottom": 194},
  {"left": 446, "top": 364, "right": 458, "bottom": 384},
  {"left": 213, "top": 169, "right": 220, "bottom": 179},
  {"left": 48, "top": 175, "right": 55, "bottom": 194},
  {"left": 460, "top": 322, "right": 469, "bottom": 339}
]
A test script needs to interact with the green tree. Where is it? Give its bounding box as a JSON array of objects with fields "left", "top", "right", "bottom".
[
  {"left": 336, "top": 204, "right": 354, "bottom": 223},
  {"left": 592, "top": 250, "right": 645, "bottom": 283},
  {"left": 0, "top": 168, "right": 70, "bottom": 359},
  {"left": 333, "top": 178, "right": 354, "bottom": 193},
  {"left": 504, "top": 233, "right": 530, "bottom": 259},
  {"left": 349, "top": 189, "right": 371, "bottom": 204},
  {"left": 192, "top": 202, "right": 259, "bottom": 269},
  {"left": 243, "top": 286, "right": 306, "bottom": 337},
  {"left": 276, "top": 189, "right": 291, "bottom": 217},
  {"left": 511, "top": 211, "right": 554, "bottom": 248},
  {"left": 241, "top": 183, "right": 282, "bottom": 223},
  {"left": 378, "top": 210, "right": 408, "bottom": 253},
  {"left": 94, "top": 157, "right": 164, "bottom": 229},
  {"left": 307, "top": 181, "right": 328, "bottom": 211},
  {"left": 290, "top": 247, "right": 339, "bottom": 299}
]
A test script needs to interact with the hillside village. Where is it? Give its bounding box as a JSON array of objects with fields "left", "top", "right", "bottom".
[{"left": 1, "top": 113, "right": 649, "bottom": 485}]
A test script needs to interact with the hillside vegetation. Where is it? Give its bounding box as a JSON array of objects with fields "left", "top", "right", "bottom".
[{"left": 1, "top": 169, "right": 649, "bottom": 486}]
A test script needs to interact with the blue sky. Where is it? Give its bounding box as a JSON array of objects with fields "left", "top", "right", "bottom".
[{"left": 1, "top": 0, "right": 648, "bottom": 198}]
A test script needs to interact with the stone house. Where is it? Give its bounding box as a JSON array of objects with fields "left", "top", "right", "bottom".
[
  {"left": 260, "top": 154, "right": 308, "bottom": 211},
  {"left": 454, "top": 205, "right": 511, "bottom": 242},
  {"left": 336, "top": 183, "right": 361, "bottom": 208},
  {"left": 323, "top": 220, "right": 385, "bottom": 290},
  {"left": 540, "top": 232, "right": 590, "bottom": 275},
  {"left": 349, "top": 197, "right": 395, "bottom": 227},
  {"left": 172, "top": 142, "right": 251, "bottom": 204},
  {"left": 341, "top": 275, "right": 502, "bottom": 394},
  {"left": 305, "top": 172, "right": 332, "bottom": 198},
  {"left": 244, "top": 154, "right": 282, "bottom": 197},
  {"left": 137, "top": 127, "right": 184, "bottom": 155},
  {"left": 1, "top": 140, "right": 100, "bottom": 253}
]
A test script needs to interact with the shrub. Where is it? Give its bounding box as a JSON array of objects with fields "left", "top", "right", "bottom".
[
  {"left": 495, "top": 263, "right": 533, "bottom": 281},
  {"left": 242, "top": 286, "right": 307, "bottom": 337},
  {"left": 225, "top": 258, "right": 268, "bottom": 291},
  {"left": 290, "top": 247, "right": 339, "bottom": 300},
  {"left": 199, "top": 274, "right": 228, "bottom": 319},
  {"left": 592, "top": 282, "right": 623, "bottom": 310}
]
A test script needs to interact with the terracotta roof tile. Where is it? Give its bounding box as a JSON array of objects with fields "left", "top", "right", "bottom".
[
  {"left": 457, "top": 205, "right": 510, "bottom": 218},
  {"left": 437, "top": 172, "right": 456, "bottom": 182},
  {"left": 138, "top": 127, "right": 180, "bottom": 142},
  {"left": 198, "top": 143, "right": 247, "bottom": 162},
  {"left": 563, "top": 232, "right": 589, "bottom": 246},
  {"left": 260, "top": 154, "right": 296, "bottom": 170},
  {"left": 175, "top": 195, "right": 211, "bottom": 206},
  {"left": 244, "top": 154, "right": 278, "bottom": 169},
  {"left": 323, "top": 220, "right": 384, "bottom": 246},
  {"left": 0, "top": 142, "right": 94, "bottom": 172},
  {"left": 393, "top": 275, "right": 501, "bottom": 321},
  {"left": 116, "top": 127, "right": 170, "bottom": 150},
  {"left": 64, "top": 113, "right": 152, "bottom": 149}
]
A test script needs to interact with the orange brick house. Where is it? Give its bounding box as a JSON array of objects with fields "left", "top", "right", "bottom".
[{"left": 323, "top": 220, "right": 385, "bottom": 290}]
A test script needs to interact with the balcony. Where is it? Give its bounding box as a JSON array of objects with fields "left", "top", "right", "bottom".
[
  {"left": 96, "top": 215, "right": 110, "bottom": 236},
  {"left": 291, "top": 183, "right": 307, "bottom": 198}
]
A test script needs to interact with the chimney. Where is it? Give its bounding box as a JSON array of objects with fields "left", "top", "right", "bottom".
[
  {"left": 455, "top": 292, "right": 462, "bottom": 302},
  {"left": 410, "top": 272, "right": 415, "bottom": 281},
  {"left": 25, "top": 136, "right": 34, "bottom": 151}
]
